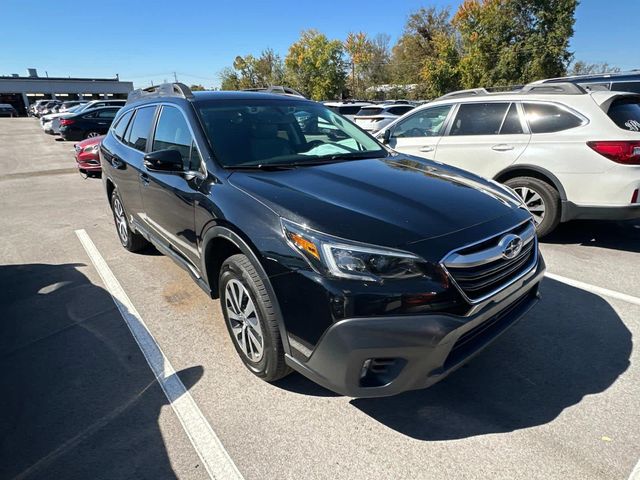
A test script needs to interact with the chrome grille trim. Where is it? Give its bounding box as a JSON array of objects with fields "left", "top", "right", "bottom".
[{"left": 440, "top": 220, "right": 538, "bottom": 305}]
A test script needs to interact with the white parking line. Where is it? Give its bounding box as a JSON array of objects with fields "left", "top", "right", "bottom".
[
  {"left": 545, "top": 272, "right": 640, "bottom": 307},
  {"left": 629, "top": 458, "right": 640, "bottom": 480},
  {"left": 75, "top": 229, "right": 243, "bottom": 480}
]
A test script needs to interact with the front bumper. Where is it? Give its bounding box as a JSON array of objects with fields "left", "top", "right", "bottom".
[{"left": 285, "top": 256, "right": 545, "bottom": 397}]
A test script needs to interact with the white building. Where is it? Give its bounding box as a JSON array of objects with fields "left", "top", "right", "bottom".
[{"left": 0, "top": 69, "right": 133, "bottom": 115}]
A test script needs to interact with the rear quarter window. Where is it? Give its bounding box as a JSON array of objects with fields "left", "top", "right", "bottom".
[
  {"left": 607, "top": 97, "right": 640, "bottom": 132},
  {"left": 523, "top": 103, "right": 584, "bottom": 133}
]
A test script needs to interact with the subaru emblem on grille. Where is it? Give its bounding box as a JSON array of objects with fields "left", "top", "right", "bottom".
[{"left": 499, "top": 234, "right": 523, "bottom": 259}]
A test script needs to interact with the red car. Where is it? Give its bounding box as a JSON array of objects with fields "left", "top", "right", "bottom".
[{"left": 74, "top": 135, "right": 104, "bottom": 175}]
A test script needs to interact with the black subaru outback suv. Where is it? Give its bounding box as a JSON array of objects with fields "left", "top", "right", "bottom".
[{"left": 101, "top": 83, "right": 545, "bottom": 397}]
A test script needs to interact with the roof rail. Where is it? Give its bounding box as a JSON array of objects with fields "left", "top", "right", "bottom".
[
  {"left": 127, "top": 82, "right": 193, "bottom": 103},
  {"left": 241, "top": 85, "right": 306, "bottom": 98},
  {"left": 520, "top": 82, "right": 587, "bottom": 95},
  {"left": 436, "top": 88, "right": 490, "bottom": 100}
]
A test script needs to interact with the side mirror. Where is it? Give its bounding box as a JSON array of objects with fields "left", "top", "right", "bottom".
[
  {"left": 144, "top": 149, "right": 183, "bottom": 172},
  {"left": 381, "top": 129, "right": 392, "bottom": 145}
]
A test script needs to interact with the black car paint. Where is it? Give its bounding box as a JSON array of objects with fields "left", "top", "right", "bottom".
[
  {"left": 59, "top": 106, "right": 121, "bottom": 141},
  {"left": 101, "top": 91, "right": 543, "bottom": 397}
]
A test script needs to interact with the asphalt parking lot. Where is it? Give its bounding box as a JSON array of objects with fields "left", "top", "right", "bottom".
[{"left": 1, "top": 118, "right": 639, "bottom": 480}]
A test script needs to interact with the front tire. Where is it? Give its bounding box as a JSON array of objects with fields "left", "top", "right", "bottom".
[
  {"left": 110, "top": 189, "right": 149, "bottom": 252},
  {"left": 505, "top": 176, "right": 560, "bottom": 238},
  {"left": 219, "top": 254, "right": 290, "bottom": 382}
]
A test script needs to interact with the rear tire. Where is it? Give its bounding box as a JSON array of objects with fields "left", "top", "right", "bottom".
[
  {"left": 85, "top": 131, "right": 100, "bottom": 139},
  {"left": 110, "top": 189, "right": 149, "bottom": 252},
  {"left": 505, "top": 176, "right": 560, "bottom": 238},
  {"left": 219, "top": 254, "right": 290, "bottom": 382}
]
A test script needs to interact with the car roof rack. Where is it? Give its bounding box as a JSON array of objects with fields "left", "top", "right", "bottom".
[
  {"left": 127, "top": 82, "right": 194, "bottom": 104},
  {"left": 435, "top": 82, "right": 590, "bottom": 101},
  {"left": 241, "top": 85, "right": 306, "bottom": 98},
  {"left": 437, "top": 88, "right": 490, "bottom": 100},
  {"left": 520, "top": 82, "right": 587, "bottom": 94}
]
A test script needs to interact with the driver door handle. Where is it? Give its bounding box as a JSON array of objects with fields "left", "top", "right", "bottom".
[
  {"left": 492, "top": 144, "right": 514, "bottom": 152},
  {"left": 419, "top": 145, "right": 435, "bottom": 153}
]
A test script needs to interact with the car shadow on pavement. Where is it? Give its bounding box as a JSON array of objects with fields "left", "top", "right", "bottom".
[
  {"left": 350, "top": 278, "right": 631, "bottom": 440},
  {"left": 0, "top": 263, "right": 202, "bottom": 479},
  {"left": 542, "top": 219, "right": 640, "bottom": 253}
]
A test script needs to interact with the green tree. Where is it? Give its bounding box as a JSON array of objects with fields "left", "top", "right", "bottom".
[
  {"left": 570, "top": 61, "right": 620, "bottom": 76},
  {"left": 285, "top": 29, "right": 347, "bottom": 100},
  {"left": 344, "top": 32, "right": 373, "bottom": 97},
  {"left": 454, "top": 0, "right": 578, "bottom": 88},
  {"left": 390, "top": 7, "right": 454, "bottom": 83},
  {"left": 189, "top": 84, "right": 206, "bottom": 91},
  {"left": 219, "top": 49, "right": 285, "bottom": 90},
  {"left": 420, "top": 31, "right": 462, "bottom": 98}
]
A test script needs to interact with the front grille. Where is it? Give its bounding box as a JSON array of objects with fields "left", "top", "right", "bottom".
[{"left": 443, "top": 221, "right": 537, "bottom": 302}]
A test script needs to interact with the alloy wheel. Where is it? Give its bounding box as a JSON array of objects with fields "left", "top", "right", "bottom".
[
  {"left": 224, "top": 279, "right": 264, "bottom": 362},
  {"left": 87, "top": 131, "right": 100, "bottom": 138},
  {"left": 514, "top": 186, "right": 546, "bottom": 226},
  {"left": 113, "top": 197, "right": 128, "bottom": 244}
]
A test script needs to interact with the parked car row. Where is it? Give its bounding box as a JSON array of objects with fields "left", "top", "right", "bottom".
[
  {"left": 323, "top": 100, "right": 416, "bottom": 133},
  {"left": 25, "top": 75, "right": 638, "bottom": 397}
]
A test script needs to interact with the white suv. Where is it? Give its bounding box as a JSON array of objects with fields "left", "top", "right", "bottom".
[{"left": 376, "top": 83, "right": 640, "bottom": 236}]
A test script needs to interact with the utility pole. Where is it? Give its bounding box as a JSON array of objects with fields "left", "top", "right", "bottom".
[{"left": 173, "top": 72, "right": 178, "bottom": 82}]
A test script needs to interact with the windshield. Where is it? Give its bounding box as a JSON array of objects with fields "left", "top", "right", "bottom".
[{"left": 195, "top": 99, "right": 386, "bottom": 167}]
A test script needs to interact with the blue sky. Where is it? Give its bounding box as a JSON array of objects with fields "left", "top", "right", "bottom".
[{"left": 0, "top": 0, "right": 637, "bottom": 88}]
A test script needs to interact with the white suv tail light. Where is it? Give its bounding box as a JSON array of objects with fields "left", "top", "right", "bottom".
[{"left": 587, "top": 141, "right": 640, "bottom": 165}]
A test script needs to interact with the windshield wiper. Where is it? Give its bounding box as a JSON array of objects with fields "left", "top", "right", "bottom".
[
  {"left": 226, "top": 152, "right": 388, "bottom": 171},
  {"left": 225, "top": 164, "right": 296, "bottom": 171}
]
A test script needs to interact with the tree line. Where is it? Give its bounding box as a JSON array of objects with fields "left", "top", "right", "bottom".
[{"left": 215, "top": 0, "right": 616, "bottom": 101}]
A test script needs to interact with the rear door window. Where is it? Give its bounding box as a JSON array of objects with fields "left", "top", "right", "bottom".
[
  {"left": 113, "top": 110, "right": 134, "bottom": 141},
  {"left": 449, "top": 103, "right": 510, "bottom": 136},
  {"left": 523, "top": 103, "right": 584, "bottom": 133},
  {"left": 96, "top": 109, "right": 118, "bottom": 119},
  {"left": 125, "top": 106, "right": 156, "bottom": 152},
  {"left": 607, "top": 97, "right": 640, "bottom": 132}
]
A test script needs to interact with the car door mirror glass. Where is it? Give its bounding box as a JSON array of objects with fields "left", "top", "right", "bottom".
[
  {"left": 144, "top": 149, "right": 184, "bottom": 173},
  {"left": 382, "top": 129, "right": 391, "bottom": 144}
]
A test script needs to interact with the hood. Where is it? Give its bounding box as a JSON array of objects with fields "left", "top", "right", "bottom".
[
  {"left": 228, "top": 155, "right": 529, "bottom": 249},
  {"left": 76, "top": 135, "right": 105, "bottom": 148}
]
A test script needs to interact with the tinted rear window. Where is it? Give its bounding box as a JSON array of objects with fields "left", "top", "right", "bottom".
[
  {"left": 523, "top": 103, "right": 583, "bottom": 133},
  {"left": 610, "top": 82, "right": 640, "bottom": 94},
  {"left": 338, "top": 106, "right": 363, "bottom": 115},
  {"left": 357, "top": 107, "right": 384, "bottom": 116},
  {"left": 607, "top": 97, "right": 640, "bottom": 132},
  {"left": 388, "top": 106, "right": 414, "bottom": 116}
]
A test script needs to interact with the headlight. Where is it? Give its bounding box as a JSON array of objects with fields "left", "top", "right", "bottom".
[
  {"left": 84, "top": 144, "right": 100, "bottom": 153},
  {"left": 282, "top": 219, "right": 427, "bottom": 282}
]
